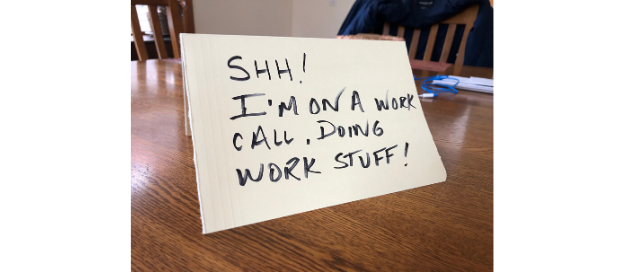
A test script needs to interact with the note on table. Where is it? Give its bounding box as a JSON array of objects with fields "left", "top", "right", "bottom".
[{"left": 181, "top": 34, "right": 447, "bottom": 234}]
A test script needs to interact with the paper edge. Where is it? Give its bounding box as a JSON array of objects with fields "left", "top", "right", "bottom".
[
  {"left": 180, "top": 33, "right": 208, "bottom": 234},
  {"left": 200, "top": 177, "right": 447, "bottom": 235}
]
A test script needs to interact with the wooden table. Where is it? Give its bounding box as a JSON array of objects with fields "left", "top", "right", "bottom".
[{"left": 132, "top": 59, "right": 493, "bottom": 271}]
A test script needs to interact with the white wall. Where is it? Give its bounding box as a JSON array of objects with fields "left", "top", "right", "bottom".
[
  {"left": 291, "top": 0, "right": 355, "bottom": 38},
  {"left": 194, "top": 0, "right": 293, "bottom": 37},
  {"left": 193, "top": 0, "right": 355, "bottom": 38}
]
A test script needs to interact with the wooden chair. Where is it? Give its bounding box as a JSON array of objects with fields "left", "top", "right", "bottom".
[
  {"left": 131, "top": 0, "right": 183, "bottom": 61},
  {"left": 382, "top": 5, "right": 479, "bottom": 65}
]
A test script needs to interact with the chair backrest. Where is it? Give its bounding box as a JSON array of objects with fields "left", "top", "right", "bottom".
[
  {"left": 382, "top": 5, "right": 479, "bottom": 65},
  {"left": 131, "top": 0, "right": 182, "bottom": 61}
]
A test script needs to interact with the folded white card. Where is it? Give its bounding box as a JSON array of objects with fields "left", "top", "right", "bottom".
[{"left": 181, "top": 34, "right": 447, "bottom": 234}]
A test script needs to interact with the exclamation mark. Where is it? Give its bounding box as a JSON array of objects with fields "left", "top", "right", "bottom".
[
  {"left": 404, "top": 142, "right": 409, "bottom": 166},
  {"left": 300, "top": 53, "right": 306, "bottom": 84}
]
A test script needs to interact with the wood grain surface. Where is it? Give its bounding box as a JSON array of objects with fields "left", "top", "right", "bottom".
[{"left": 131, "top": 60, "right": 493, "bottom": 271}]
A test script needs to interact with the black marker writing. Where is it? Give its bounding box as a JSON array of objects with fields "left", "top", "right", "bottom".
[
  {"left": 309, "top": 88, "right": 345, "bottom": 114},
  {"left": 233, "top": 133, "right": 243, "bottom": 151},
  {"left": 228, "top": 56, "right": 250, "bottom": 81},
  {"left": 284, "top": 157, "right": 300, "bottom": 180},
  {"left": 303, "top": 157, "right": 320, "bottom": 178},
  {"left": 278, "top": 96, "right": 299, "bottom": 117},
  {"left": 273, "top": 129, "right": 282, "bottom": 146},
  {"left": 317, "top": 119, "right": 381, "bottom": 140},
  {"left": 275, "top": 59, "right": 292, "bottom": 81},
  {"left": 373, "top": 147, "right": 386, "bottom": 166},
  {"left": 373, "top": 120, "right": 383, "bottom": 136},
  {"left": 237, "top": 157, "right": 320, "bottom": 185},
  {"left": 375, "top": 91, "right": 417, "bottom": 111},
  {"left": 385, "top": 144, "right": 398, "bottom": 164},
  {"left": 374, "top": 90, "right": 390, "bottom": 110},
  {"left": 236, "top": 164, "right": 264, "bottom": 186},
  {"left": 359, "top": 153, "right": 371, "bottom": 168},
  {"left": 323, "top": 87, "right": 345, "bottom": 111},
  {"left": 251, "top": 125, "right": 271, "bottom": 150},
  {"left": 351, "top": 91, "right": 365, "bottom": 112},
  {"left": 268, "top": 163, "right": 282, "bottom": 182},
  {"left": 404, "top": 142, "right": 409, "bottom": 157},
  {"left": 255, "top": 60, "right": 271, "bottom": 80},
  {"left": 230, "top": 93, "right": 267, "bottom": 120},
  {"left": 333, "top": 144, "right": 400, "bottom": 169}
]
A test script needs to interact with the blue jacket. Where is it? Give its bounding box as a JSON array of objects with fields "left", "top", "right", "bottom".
[{"left": 338, "top": 0, "right": 493, "bottom": 68}]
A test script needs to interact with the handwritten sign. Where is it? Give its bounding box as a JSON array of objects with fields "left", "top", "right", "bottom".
[{"left": 181, "top": 34, "right": 446, "bottom": 234}]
